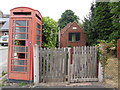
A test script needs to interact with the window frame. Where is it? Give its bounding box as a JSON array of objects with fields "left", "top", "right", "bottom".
[{"left": 68, "top": 32, "right": 80, "bottom": 42}]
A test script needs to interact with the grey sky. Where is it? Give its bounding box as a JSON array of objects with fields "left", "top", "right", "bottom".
[{"left": 0, "top": 0, "right": 94, "bottom": 22}]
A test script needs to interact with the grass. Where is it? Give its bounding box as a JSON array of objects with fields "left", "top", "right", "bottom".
[
  {"left": 105, "top": 56, "right": 118, "bottom": 88},
  {"left": 18, "top": 82, "right": 28, "bottom": 86},
  {"left": 2, "top": 71, "right": 7, "bottom": 76}
]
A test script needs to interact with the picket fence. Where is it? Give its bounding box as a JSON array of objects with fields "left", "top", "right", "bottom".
[{"left": 33, "top": 45, "right": 98, "bottom": 83}]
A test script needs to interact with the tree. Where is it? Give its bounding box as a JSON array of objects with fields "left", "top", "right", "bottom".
[
  {"left": 109, "top": 2, "right": 120, "bottom": 42},
  {"left": 58, "top": 10, "right": 79, "bottom": 29},
  {"left": 93, "top": 2, "right": 113, "bottom": 40},
  {"left": 42, "top": 17, "right": 58, "bottom": 48},
  {"left": 83, "top": 3, "right": 98, "bottom": 45},
  {"left": 83, "top": 2, "right": 113, "bottom": 45}
]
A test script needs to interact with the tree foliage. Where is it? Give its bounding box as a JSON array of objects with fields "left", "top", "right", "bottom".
[
  {"left": 83, "top": 2, "right": 120, "bottom": 46},
  {"left": 109, "top": 2, "right": 120, "bottom": 41},
  {"left": 58, "top": 9, "right": 79, "bottom": 29},
  {"left": 42, "top": 17, "right": 58, "bottom": 48}
]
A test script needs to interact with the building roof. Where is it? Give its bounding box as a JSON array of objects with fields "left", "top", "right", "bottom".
[
  {"left": 0, "top": 18, "right": 9, "bottom": 31},
  {"left": 61, "top": 21, "right": 80, "bottom": 35},
  {"left": 60, "top": 22, "right": 73, "bottom": 34},
  {"left": 1, "top": 20, "right": 9, "bottom": 30}
]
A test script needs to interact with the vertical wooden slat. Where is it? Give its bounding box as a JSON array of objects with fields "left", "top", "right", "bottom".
[
  {"left": 76, "top": 47, "right": 79, "bottom": 80},
  {"left": 42, "top": 48, "right": 45, "bottom": 82},
  {"left": 68, "top": 48, "right": 71, "bottom": 83},
  {"left": 89, "top": 46, "right": 92, "bottom": 78},
  {"left": 95, "top": 46, "right": 97, "bottom": 78},
  {"left": 84, "top": 46, "right": 87, "bottom": 78},
  {"left": 87, "top": 46, "right": 89, "bottom": 78},
  {"left": 92, "top": 46, "right": 94, "bottom": 78},
  {"left": 73, "top": 47, "right": 75, "bottom": 80},
  {"left": 39, "top": 48, "right": 42, "bottom": 82}
]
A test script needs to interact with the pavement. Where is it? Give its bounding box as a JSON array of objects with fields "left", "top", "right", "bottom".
[
  {"left": 0, "top": 46, "right": 8, "bottom": 77},
  {"left": 0, "top": 74, "right": 118, "bottom": 89},
  {"left": 33, "top": 82, "right": 118, "bottom": 88},
  {"left": 0, "top": 81, "right": 118, "bottom": 89}
]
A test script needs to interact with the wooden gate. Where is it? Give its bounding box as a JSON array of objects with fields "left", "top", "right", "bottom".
[
  {"left": 39, "top": 48, "right": 68, "bottom": 82},
  {"left": 33, "top": 45, "right": 98, "bottom": 83},
  {"left": 68, "top": 46, "right": 98, "bottom": 82}
]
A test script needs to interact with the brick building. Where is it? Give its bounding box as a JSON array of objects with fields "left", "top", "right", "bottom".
[
  {"left": 0, "top": 10, "right": 9, "bottom": 36},
  {"left": 60, "top": 22, "right": 86, "bottom": 48}
]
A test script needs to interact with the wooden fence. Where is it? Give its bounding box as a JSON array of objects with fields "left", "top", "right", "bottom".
[{"left": 33, "top": 45, "right": 98, "bottom": 83}]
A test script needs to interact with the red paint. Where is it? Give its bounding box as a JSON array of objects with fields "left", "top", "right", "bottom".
[
  {"left": 8, "top": 7, "right": 42, "bottom": 81},
  {"left": 70, "top": 48, "right": 73, "bottom": 64},
  {"left": 117, "top": 39, "right": 120, "bottom": 59},
  {"left": 96, "top": 60, "right": 99, "bottom": 78}
]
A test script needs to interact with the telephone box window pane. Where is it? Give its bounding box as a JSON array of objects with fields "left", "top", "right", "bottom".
[
  {"left": 12, "top": 60, "right": 27, "bottom": 65},
  {"left": 16, "top": 27, "right": 27, "bottom": 33},
  {"left": 16, "top": 21, "right": 27, "bottom": 26},
  {"left": 36, "top": 35, "right": 40, "bottom": 40},
  {"left": 37, "top": 23, "right": 40, "bottom": 29},
  {"left": 15, "top": 34, "right": 28, "bottom": 39},
  {"left": 37, "top": 41, "right": 40, "bottom": 45},
  {"left": 13, "top": 40, "right": 26, "bottom": 46},
  {"left": 37, "top": 30, "right": 40, "bottom": 35},
  {"left": 12, "top": 66, "right": 27, "bottom": 72},
  {"left": 13, "top": 47, "right": 28, "bottom": 52},
  {"left": 12, "top": 53, "right": 28, "bottom": 59}
]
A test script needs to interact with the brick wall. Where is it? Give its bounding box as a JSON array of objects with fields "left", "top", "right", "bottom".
[{"left": 60, "top": 22, "right": 86, "bottom": 48}]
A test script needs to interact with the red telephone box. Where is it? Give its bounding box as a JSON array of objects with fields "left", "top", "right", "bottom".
[{"left": 8, "top": 7, "right": 42, "bottom": 81}]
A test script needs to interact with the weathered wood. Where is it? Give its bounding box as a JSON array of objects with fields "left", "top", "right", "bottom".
[
  {"left": 69, "top": 46, "right": 98, "bottom": 82},
  {"left": 38, "top": 47, "right": 68, "bottom": 82},
  {"left": 34, "top": 46, "right": 98, "bottom": 83},
  {"left": 67, "top": 48, "right": 71, "bottom": 83}
]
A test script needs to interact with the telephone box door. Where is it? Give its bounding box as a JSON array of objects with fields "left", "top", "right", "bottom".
[{"left": 8, "top": 18, "right": 33, "bottom": 81}]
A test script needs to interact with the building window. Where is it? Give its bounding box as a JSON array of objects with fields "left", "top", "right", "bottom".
[
  {"left": 73, "top": 27, "right": 77, "bottom": 29},
  {"left": 69, "top": 32, "right": 80, "bottom": 42}
]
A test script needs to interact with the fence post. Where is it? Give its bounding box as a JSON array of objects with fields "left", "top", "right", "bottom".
[
  {"left": 117, "top": 39, "right": 120, "bottom": 59},
  {"left": 67, "top": 48, "right": 71, "bottom": 83},
  {"left": 98, "top": 62, "right": 103, "bottom": 82},
  {"left": 33, "top": 44, "right": 39, "bottom": 84}
]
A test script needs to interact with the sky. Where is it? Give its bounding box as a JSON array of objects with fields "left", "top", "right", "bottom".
[{"left": 0, "top": 0, "right": 94, "bottom": 22}]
